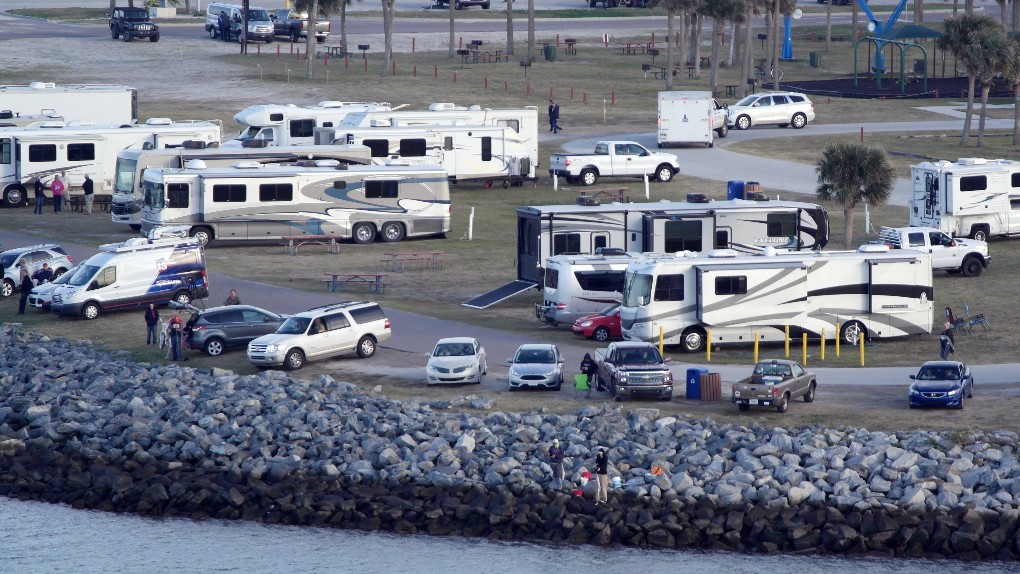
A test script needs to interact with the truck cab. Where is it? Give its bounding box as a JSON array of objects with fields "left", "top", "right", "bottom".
[{"left": 877, "top": 226, "right": 990, "bottom": 277}]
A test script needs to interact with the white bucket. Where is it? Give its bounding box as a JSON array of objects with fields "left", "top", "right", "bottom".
[{"left": 612, "top": 476, "right": 622, "bottom": 489}]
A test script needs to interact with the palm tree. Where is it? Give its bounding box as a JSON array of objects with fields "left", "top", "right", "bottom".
[
  {"left": 295, "top": 0, "right": 345, "bottom": 78},
  {"left": 973, "top": 26, "right": 1013, "bottom": 147},
  {"left": 380, "top": 0, "right": 397, "bottom": 75},
  {"left": 1003, "top": 36, "right": 1020, "bottom": 145},
  {"left": 937, "top": 14, "right": 1009, "bottom": 145},
  {"left": 815, "top": 143, "right": 894, "bottom": 248},
  {"left": 660, "top": 0, "right": 702, "bottom": 89},
  {"left": 699, "top": 0, "right": 747, "bottom": 96}
]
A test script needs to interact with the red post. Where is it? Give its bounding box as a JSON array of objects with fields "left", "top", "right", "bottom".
[
  {"left": 611, "top": 90, "right": 615, "bottom": 105},
  {"left": 527, "top": 83, "right": 531, "bottom": 95},
  {"left": 363, "top": 58, "right": 368, "bottom": 72},
  {"left": 603, "top": 33, "right": 609, "bottom": 48},
  {"left": 434, "top": 64, "right": 438, "bottom": 79},
  {"left": 860, "top": 127, "right": 864, "bottom": 142},
  {"left": 277, "top": 44, "right": 280, "bottom": 59},
  {"left": 583, "top": 92, "right": 588, "bottom": 104},
  {"left": 324, "top": 53, "right": 328, "bottom": 66},
  {"left": 485, "top": 77, "right": 489, "bottom": 89},
  {"left": 391, "top": 61, "right": 396, "bottom": 76},
  {"left": 651, "top": 32, "right": 655, "bottom": 43},
  {"left": 504, "top": 80, "right": 508, "bottom": 91},
  {"left": 345, "top": 56, "right": 349, "bottom": 69},
  {"left": 296, "top": 48, "right": 300, "bottom": 61},
  {"left": 289, "top": 42, "right": 293, "bottom": 54},
  {"left": 556, "top": 33, "right": 560, "bottom": 45},
  {"left": 675, "top": 32, "right": 679, "bottom": 47},
  {"left": 549, "top": 86, "right": 554, "bottom": 99},
  {"left": 257, "top": 43, "right": 260, "bottom": 55},
  {"left": 412, "top": 38, "right": 416, "bottom": 52},
  {"left": 570, "top": 87, "right": 574, "bottom": 100},
  {"left": 459, "top": 37, "right": 463, "bottom": 49},
  {"left": 413, "top": 65, "right": 417, "bottom": 77}
]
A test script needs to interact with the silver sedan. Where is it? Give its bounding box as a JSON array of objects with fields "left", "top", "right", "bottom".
[{"left": 507, "top": 343, "right": 565, "bottom": 391}]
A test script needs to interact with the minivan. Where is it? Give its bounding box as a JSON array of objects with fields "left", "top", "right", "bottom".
[{"left": 205, "top": 3, "right": 274, "bottom": 43}]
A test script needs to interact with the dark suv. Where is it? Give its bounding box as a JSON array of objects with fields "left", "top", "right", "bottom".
[
  {"left": 108, "top": 7, "right": 160, "bottom": 43},
  {"left": 181, "top": 303, "right": 287, "bottom": 356}
]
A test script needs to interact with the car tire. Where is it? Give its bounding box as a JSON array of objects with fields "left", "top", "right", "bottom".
[
  {"left": 204, "top": 338, "right": 225, "bottom": 356},
  {"left": 804, "top": 382, "right": 816, "bottom": 402},
  {"left": 284, "top": 349, "right": 305, "bottom": 370},
  {"left": 508, "top": 384, "right": 518, "bottom": 392},
  {"left": 150, "top": 32, "right": 159, "bottom": 43},
  {"left": 716, "top": 125, "right": 728, "bottom": 138},
  {"left": 655, "top": 164, "right": 674, "bottom": 183},
  {"left": 1, "top": 279, "right": 14, "bottom": 298},
  {"left": 776, "top": 393, "right": 789, "bottom": 413},
  {"left": 961, "top": 257, "right": 982, "bottom": 277},
  {"left": 81, "top": 301, "right": 101, "bottom": 320},
  {"left": 735, "top": 115, "right": 751, "bottom": 130},
  {"left": 580, "top": 169, "right": 598, "bottom": 186},
  {"left": 791, "top": 113, "right": 808, "bottom": 129},
  {"left": 173, "top": 290, "right": 192, "bottom": 305},
  {"left": 380, "top": 222, "right": 405, "bottom": 243},
  {"left": 593, "top": 327, "right": 611, "bottom": 342},
  {"left": 481, "top": 359, "right": 488, "bottom": 375},
  {"left": 123, "top": 31, "right": 132, "bottom": 42},
  {"left": 352, "top": 222, "right": 376, "bottom": 244},
  {"left": 737, "top": 403, "right": 750, "bottom": 412},
  {"left": 957, "top": 394, "right": 965, "bottom": 410},
  {"left": 554, "top": 379, "right": 562, "bottom": 391},
  {"left": 209, "top": 27, "right": 218, "bottom": 39},
  {"left": 356, "top": 335, "right": 377, "bottom": 358},
  {"left": 111, "top": 27, "right": 119, "bottom": 40}
]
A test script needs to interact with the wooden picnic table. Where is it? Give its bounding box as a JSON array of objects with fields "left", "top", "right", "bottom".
[
  {"left": 325, "top": 44, "right": 346, "bottom": 58},
  {"left": 576, "top": 187, "right": 629, "bottom": 204},
  {"left": 68, "top": 193, "right": 113, "bottom": 213},
  {"left": 470, "top": 49, "right": 503, "bottom": 63},
  {"left": 281, "top": 235, "right": 341, "bottom": 255},
  {"left": 324, "top": 272, "right": 388, "bottom": 294},
  {"left": 619, "top": 41, "right": 656, "bottom": 55},
  {"left": 382, "top": 251, "right": 445, "bottom": 272}
]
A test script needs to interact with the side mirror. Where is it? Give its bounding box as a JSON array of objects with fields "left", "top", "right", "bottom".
[
  {"left": 506, "top": 357, "right": 514, "bottom": 364},
  {"left": 909, "top": 375, "right": 916, "bottom": 380}
]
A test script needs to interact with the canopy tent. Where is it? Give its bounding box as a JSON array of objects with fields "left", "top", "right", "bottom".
[{"left": 878, "top": 24, "right": 943, "bottom": 41}]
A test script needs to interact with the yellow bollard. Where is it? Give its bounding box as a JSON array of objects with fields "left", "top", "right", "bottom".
[
  {"left": 859, "top": 333, "right": 865, "bottom": 366},
  {"left": 802, "top": 333, "right": 807, "bottom": 366},
  {"left": 820, "top": 328, "right": 825, "bottom": 361},
  {"left": 659, "top": 326, "right": 664, "bottom": 356},
  {"left": 835, "top": 322, "right": 841, "bottom": 357},
  {"left": 706, "top": 328, "right": 711, "bottom": 362},
  {"left": 784, "top": 326, "right": 790, "bottom": 358},
  {"left": 753, "top": 331, "right": 759, "bottom": 363}
]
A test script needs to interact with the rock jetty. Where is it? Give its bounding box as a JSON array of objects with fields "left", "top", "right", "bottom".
[{"left": 0, "top": 325, "right": 1017, "bottom": 560}]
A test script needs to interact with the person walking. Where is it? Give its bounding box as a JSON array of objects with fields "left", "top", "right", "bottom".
[
  {"left": 939, "top": 321, "right": 955, "bottom": 360},
  {"left": 33, "top": 177, "right": 46, "bottom": 215},
  {"left": 594, "top": 448, "right": 609, "bottom": 505},
  {"left": 17, "top": 264, "right": 33, "bottom": 315},
  {"left": 580, "top": 353, "right": 597, "bottom": 397},
  {"left": 144, "top": 303, "right": 160, "bottom": 346},
  {"left": 223, "top": 289, "right": 242, "bottom": 305},
  {"left": 548, "top": 439, "right": 566, "bottom": 489},
  {"left": 50, "top": 173, "right": 65, "bottom": 213},
  {"left": 548, "top": 99, "right": 561, "bottom": 133},
  {"left": 82, "top": 174, "right": 95, "bottom": 215}
]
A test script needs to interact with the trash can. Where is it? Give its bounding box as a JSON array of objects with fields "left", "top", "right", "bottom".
[
  {"left": 809, "top": 52, "right": 821, "bottom": 68},
  {"left": 543, "top": 44, "right": 557, "bottom": 62},
  {"left": 686, "top": 367, "right": 708, "bottom": 400},
  {"left": 726, "top": 180, "right": 745, "bottom": 201},
  {"left": 700, "top": 372, "right": 722, "bottom": 401},
  {"left": 744, "top": 181, "right": 761, "bottom": 198}
]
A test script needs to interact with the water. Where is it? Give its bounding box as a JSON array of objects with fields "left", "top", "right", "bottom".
[{"left": 2, "top": 498, "right": 1018, "bottom": 573}]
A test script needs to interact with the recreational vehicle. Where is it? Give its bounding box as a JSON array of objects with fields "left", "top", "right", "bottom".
[
  {"left": 0, "top": 109, "right": 63, "bottom": 127},
  {"left": 228, "top": 101, "right": 392, "bottom": 147},
  {"left": 461, "top": 198, "right": 828, "bottom": 309},
  {"left": 0, "top": 119, "right": 222, "bottom": 207},
  {"left": 537, "top": 251, "right": 636, "bottom": 326},
  {"left": 112, "top": 144, "right": 373, "bottom": 229},
  {"left": 619, "top": 246, "right": 934, "bottom": 352},
  {"left": 139, "top": 162, "right": 451, "bottom": 246},
  {"left": 320, "top": 124, "right": 536, "bottom": 185},
  {"left": 0, "top": 82, "right": 137, "bottom": 125},
  {"left": 910, "top": 157, "right": 1020, "bottom": 241}
]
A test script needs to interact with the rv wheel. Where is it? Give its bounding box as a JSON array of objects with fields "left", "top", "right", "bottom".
[
  {"left": 970, "top": 226, "right": 989, "bottom": 242},
  {"left": 352, "top": 222, "right": 376, "bottom": 244},
  {"left": 81, "top": 302, "right": 101, "bottom": 320},
  {"left": 3, "top": 184, "right": 26, "bottom": 207},
  {"left": 680, "top": 327, "right": 706, "bottom": 353},
  {"left": 840, "top": 321, "right": 865, "bottom": 346},
  {"left": 380, "top": 222, "right": 406, "bottom": 243},
  {"left": 190, "top": 226, "right": 213, "bottom": 247}
]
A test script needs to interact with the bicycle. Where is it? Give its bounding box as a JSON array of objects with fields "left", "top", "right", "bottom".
[{"left": 754, "top": 59, "right": 784, "bottom": 81}]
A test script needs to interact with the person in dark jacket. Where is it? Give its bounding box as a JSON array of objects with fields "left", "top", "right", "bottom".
[
  {"left": 145, "top": 303, "right": 160, "bottom": 345},
  {"left": 939, "top": 321, "right": 955, "bottom": 360},
  {"left": 33, "top": 177, "right": 46, "bottom": 215},
  {"left": 548, "top": 439, "right": 565, "bottom": 489},
  {"left": 31, "top": 263, "right": 54, "bottom": 284},
  {"left": 82, "top": 174, "right": 95, "bottom": 215},
  {"left": 548, "top": 99, "right": 561, "bottom": 133},
  {"left": 219, "top": 11, "right": 230, "bottom": 41},
  {"left": 17, "top": 265, "right": 33, "bottom": 314},
  {"left": 223, "top": 289, "right": 241, "bottom": 305},
  {"left": 594, "top": 448, "right": 609, "bottom": 504}
]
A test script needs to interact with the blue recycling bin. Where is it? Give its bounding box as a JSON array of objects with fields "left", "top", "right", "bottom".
[
  {"left": 686, "top": 367, "right": 709, "bottom": 400},
  {"left": 726, "top": 180, "right": 745, "bottom": 201}
]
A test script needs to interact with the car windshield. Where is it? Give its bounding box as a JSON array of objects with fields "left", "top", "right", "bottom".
[
  {"left": 276, "top": 316, "right": 311, "bottom": 334},
  {"left": 734, "top": 95, "right": 760, "bottom": 107},
  {"left": 622, "top": 272, "right": 652, "bottom": 307},
  {"left": 434, "top": 342, "right": 474, "bottom": 357},
  {"left": 916, "top": 367, "right": 959, "bottom": 380},
  {"left": 249, "top": 9, "right": 270, "bottom": 21},
  {"left": 600, "top": 304, "right": 621, "bottom": 316},
  {"left": 517, "top": 348, "right": 555, "bottom": 364},
  {"left": 0, "top": 253, "right": 16, "bottom": 269},
  {"left": 123, "top": 9, "right": 148, "bottom": 20},
  {"left": 66, "top": 264, "right": 100, "bottom": 287}
]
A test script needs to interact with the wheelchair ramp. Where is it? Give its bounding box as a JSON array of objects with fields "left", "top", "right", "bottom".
[{"left": 462, "top": 280, "right": 537, "bottom": 309}]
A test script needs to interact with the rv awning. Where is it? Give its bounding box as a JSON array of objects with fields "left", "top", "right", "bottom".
[{"left": 462, "top": 280, "right": 537, "bottom": 309}]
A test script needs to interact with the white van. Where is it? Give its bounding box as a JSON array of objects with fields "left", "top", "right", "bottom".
[
  {"left": 205, "top": 3, "right": 274, "bottom": 43},
  {"left": 51, "top": 233, "right": 209, "bottom": 320}
]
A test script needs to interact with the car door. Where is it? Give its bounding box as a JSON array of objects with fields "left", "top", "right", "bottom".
[
  {"left": 213, "top": 308, "right": 246, "bottom": 347},
  {"left": 239, "top": 308, "right": 277, "bottom": 343},
  {"left": 753, "top": 95, "right": 776, "bottom": 123},
  {"left": 770, "top": 95, "right": 791, "bottom": 123},
  {"left": 790, "top": 362, "right": 808, "bottom": 395},
  {"left": 321, "top": 311, "right": 356, "bottom": 357},
  {"left": 625, "top": 143, "right": 656, "bottom": 176},
  {"left": 927, "top": 230, "right": 960, "bottom": 268}
]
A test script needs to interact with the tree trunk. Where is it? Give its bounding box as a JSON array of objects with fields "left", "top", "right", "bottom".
[
  {"left": 665, "top": 12, "right": 676, "bottom": 90},
  {"left": 965, "top": 0, "right": 974, "bottom": 14},
  {"left": 977, "top": 82, "right": 991, "bottom": 147},
  {"left": 710, "top": 17, "right": 722, "bottom": 95},
  {"left": 448, "top": 0, "right": 455, "bottom": 59},
  {"left": 1013, "top": 0, "right": 1019, "bottom": 32},
  {"left": 844, "top": 206, "right": 856, "bottom": 249},
  {"left": 742, "top": 6, "right": 752, "bottom": 96},
  {"left": 305, "top": 0, "right": 319, "bottom": 79},
  {"left": 527, "top": 0, "right": 535, "bottom": 63},
  {"left": 961, "top": 74, "right": 976, "bottom": 145},
  {"left": 953, "top": 0, "right": 959, "bottom": 16},
  {"left": 771, "top": 1, "right": 780, "bottom": 91},
  {"left": 914, "top": 0, "right": 923, "bottom": 23},
  {"left": 341, "top": 4, "right": 348, "bottom": 52},
  {"left": 381, "top": 0, "right": 394, "bottom": 76},
  {"left": 1000, "top": 0, "right": 1008, "bottom": 24},
  {"left": 678, "top": 12, "right": 689, "bottom": 84},
  {"left": 692, "top": 14, "right": 702, "bottom": 79},
  {"left": 826, "top": 1, "right": 832, "bottom": 51},
  {"left": 506, "top": 0, "right": 514, "bottom": 55},
  {"left": 1013, "top": 83, "right": 1020, "bottom": 145}
]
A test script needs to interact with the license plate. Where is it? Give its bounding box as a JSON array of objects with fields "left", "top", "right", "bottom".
[{"left": 749, "top": 399, "right": 759, "bottom": 405}]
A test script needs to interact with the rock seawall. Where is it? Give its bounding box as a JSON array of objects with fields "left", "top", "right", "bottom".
[{"left": 0, "top": 325, "right": 1018, "bottom": 560}]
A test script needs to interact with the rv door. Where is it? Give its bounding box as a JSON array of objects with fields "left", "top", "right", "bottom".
[{"left": 642, "top": 215, "right": 710, "bottom": 253}]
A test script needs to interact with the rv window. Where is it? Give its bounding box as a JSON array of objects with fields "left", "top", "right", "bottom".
[
  {"left": 322, "top": 122, "right": 333, "bottom": 128},
  {"left": 715, "top": 229, "right": 729, "bottom": 248},
  {"left": 212, "top": 184, "right": 246, "bottom": 203},
  {"left": 1011, "top": 197, "right": 1020, "bottom": 210},
  {"left": 575, "top": 270, "right": 625, "bottom": 292},
  {"left": 289, "top": 119, "right": 315, "bottom": 138},
  {"left": 653, "top": 274, "right": 684, "bottom": 301},
  {"left": 399, "top": 138, "right": 428, "bottom": 157},
  {"left": 363, "top": 139, "right": 390, "bottom": 158},
  {"left": 0, "top": 139, "right": 10, "bottom": 164},
  {"left": 334, "top": 180, "right": 347, "bottom": 190},
  {"left": 544, "top": 268, "right": 559, "bottom": 288},
  {"left": 67, "top": 143, "right": 96, "bottom": 162},
  {"left": 715, "top": 275, "right": 747, "bottom": 295},
  {"left": 167, "top": 183, "right": 189, "bottom": 208},
  {"left": 95, "top": 266, "right": 117, "bottom": 289},
  {"left": 497, "top": 119, "right": 520, "bottom": 133},
  {"left": 593, "top": 235, "right": 608, "bottom": 251},
  {"left": 552, "top": 233, "right": 581, "bottom": 255},
  {"left": 1012, "top": 173, "right": 1020, "bottom": 188},
  {"left": 365, "top": 180, "right": 398, "bottom": 199},
  {"left": 481, "top": 137, "right": 492, "bottom": 162},
  {"left": 959, "top": 175, "right": 986, "bottom": 192},
  {"left": 663, "top": 220, "right": 703, "bottom": 252},
  {"left": 259, "top": 183, "right": 293, "bottom": 202},
  {"left": 269, "top": 113, "right": 284, "bottom": 122},
  {"left": 28, "top": 144, "right": 57, "bottom": 163},
  {"left": 443, "top": 137, "right": 454, "bottom": 151},
  {"left": 766, "top": 213, "right": 797, "bottom": 238}
]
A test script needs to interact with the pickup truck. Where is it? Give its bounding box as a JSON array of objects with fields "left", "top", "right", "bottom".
[
  {"left": 549, "top": 141, "right": 680, "bottom": 187},
  {"left": 730, "top": 359, "right": 816, "bottom": 413},
  {"left": 270, "top": 9, "right": 330, "bottom": 44},
  {"left": 876, "top": 226, "right": 990, "bottom": 277},
  {"left": 593, "top": 342, "right": 673, "bottom": 401}
]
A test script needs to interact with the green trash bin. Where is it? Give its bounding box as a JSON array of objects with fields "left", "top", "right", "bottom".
[
  {"left": 543, "top": 44, "right": 557, "bottom": 62},
  {"left": 809, "top": 52, "right": 821, "bottom": 68}
]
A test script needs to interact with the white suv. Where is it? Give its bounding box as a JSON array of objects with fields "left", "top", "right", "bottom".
[
  {"left": 1, "top": 244, "right": 73, "bottom": 298},
  {"left": 727, "top": 91, "right": 815, "bottom": 130},
  {"left": 247, "top": 301, "right": 390, "bottom": 370}
]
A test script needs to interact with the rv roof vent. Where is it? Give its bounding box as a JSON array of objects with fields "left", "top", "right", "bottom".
[
  {"left": 686, "top": 193, "right": 709, "bottom": 203},
  {"left": 318, "top": 101, "right": 347, "bottom": 108},
  {"left": 186, "top": 159, "right": 207, "bottom": 169},
  {"left": 429, "top": 103, "right": 457, "bottom": 111},
  {"left": 595, "top": 247, "right": 627, "bottom": 257},
  {"left": 0, "top": 110, "right": 11, "bottom": 119},
  {"left": 369, "top": 119, "right": 392, "bottom": 127},
  {"left": 234, "top": 161, "right": 261, "bottom": 169},
  {"left": 467, "top": 105, "right": 482, "bottom": 111},
  {"left": 181, "top": 140, "right": 207, "bottom": 149},
  {"left": 762, "top": 246, "right": 777, "bottom": 257},
  {"left": 241, "top": 138, "right": 270, "bottom": 148},
  {"left": 29, "top": 82, "right": 56, "bottom": 90},
  {"left": 145, "top": 117, "right": 173, "bottom": 125},
  {"left": 125, "top": 237, "right": 148, "bottom": 247},
  {"left": 315, "top": 159, "right": 341, "bottom": 167},
  {"left": 334, "top": 163, "right": 349, "bottom": 170},
  {"left": 957, "top": 157, "right": 987, "bottom": 166},
  {"left": 37, "top": 121, "right": 66, "bottom": 128},
  {"left": 745, "top": 192, "right": 769, "bottom": 201},
  {"left": 707, "top": 249, "right": 739, "bottom": 258},
  {"left": 858, "top": 243, "right": 890, "bottom": 253},
  {"left": 673, "top": 250, "right": 697, "bottom": 258}
]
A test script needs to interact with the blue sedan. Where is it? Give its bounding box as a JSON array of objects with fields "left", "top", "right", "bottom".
[{"left": 908, "top": 361, "right": 974, "bottom": 409}]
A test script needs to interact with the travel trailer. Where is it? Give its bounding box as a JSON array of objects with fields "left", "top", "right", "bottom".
[
  {"left": 910, "top": 157, "right": 1020, "bottom": 241},
  {"left": 139, "top": 162, "right": 451, "bottom": 246},
  {"left": 0, "top": 119, "right": 222, "bottom": 207},
  {"left": 0, "top": 82, "right": 136, "bottom": 125},
  {"left": 619, "top": 246, "right": 934, "bottom": 352},
  {"left": 537, "top": 251, "right": 636, "bottom": 326},
  {"left": 228, "top": 101, "right": 392, "bottom": 147},
  {"left": 462, "top": 198, "right": 828, "bottom": 309},
  {"left": 111, "top": 144, "right": 373, "bottom": 229}
]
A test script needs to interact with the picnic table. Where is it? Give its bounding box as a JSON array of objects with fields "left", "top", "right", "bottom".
[
  {"left": 281, "top": 235, "right": 341, "bottom": 255},
  {"left": 381, "top": 251, "right": 445, "bottom": 272},
  {"left": 470, "top": 49, "right": 503, "bottom": 63},
  {"left": 576, "top": 187, "right": 629, "bottom": 204},
  {"left": 324, "top": 272, "right": 388, "bottom": 294},
  {"left": 325, "top": 43, "right": 346, "bottom": 58},
  {"left": 68, "top": 194, "right": 113, "bottom": 213},
  {"left": 619, "top": 41, "right": 656, "bottom": 55}
]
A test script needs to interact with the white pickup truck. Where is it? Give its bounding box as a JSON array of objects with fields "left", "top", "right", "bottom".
[
  {"left": 549, "top": 141, "right": 680, "bottom": 186},
  {"left": 876, "top": 226, "right": 991, "bottom": 277}
]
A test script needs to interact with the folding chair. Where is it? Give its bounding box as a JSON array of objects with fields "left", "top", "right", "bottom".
[
  {"left": 944, "top": 306, "right": 967, "bottom": 333},
  {"left": 574, "top": 374, "right": 591, "bottom": 399},
  {"left": 964, "top": 304, "right": 990, "bottom": 332}
]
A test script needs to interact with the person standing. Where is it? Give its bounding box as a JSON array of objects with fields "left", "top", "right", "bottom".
[
  {"left": 223, "top": 289, "right": 242, "bottom": 305},
  {"left": 144, "top": 303, "right": 160, "bottom": 345},
  {"left": 939, "top": 321, "right": 955, "bottom": 360},
  {"left": 82, "top": 174, "right": 95, "bottom": 215},
  {"left": 580, "top": 353, "right": 597, "bottom": 395},
  {"left": 51, "top": 173, "right": 65, "bottom": 213},
  {"left": 32, "top": 262, "right": 54, "bottom": 285},
  {"left": 548, "top": 439, "right": 566, "bottom": 489},
  {"left": 169, "top": 313, "right": 184, "bottom": 360},
  {"left": 33, "top": 177, "right": 46, "bottom": 215},
  {"left": 219, "top": 11, "right": 230, "bottom": 41},
  {"left": 548, "top": 99, "right": 561, "bottom": 133},
  {"left": 594, "top": 448, "right": 609, "bottom": 505},
  {"left": 17, "top": 264, "right": 33, "bottom": 314}
]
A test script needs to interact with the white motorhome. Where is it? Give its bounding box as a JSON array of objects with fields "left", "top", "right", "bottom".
[
  {"left": 537, "top": 250, "right": 636, "bottom": 326},
  {"left": 0, "top": 119, "right": 222, "bottom": 207},
  {"left": 319, "top": 124, "right": 536, "bottom": 185},
  {"left": 619, "top": 245, "right": 934, "bottom": 352},
  {"left": 0, "top": 82, "right": 137, "bottom": 125},
  {"left": 229, "top": 101, "right": 392, "bottom": 147},
  {"left": 111, "top": 144, "right": 373, "bottom": 229},
  {"left": 0, "top": 109, "right": 63, "bottom": 127},
  {"left": 139, "top": 162, "right": 451, "bottom": 246},
  {"left": 657, "top": 91, "right": 729, "bottom": 148},
  {"left": 910, "top": 157, "right": 1020, "bottom": 241},
  {"left": 461, "top": 198, "right": 829, "bottom": 309}
]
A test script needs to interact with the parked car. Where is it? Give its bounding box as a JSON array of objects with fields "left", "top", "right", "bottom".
[
  {"left": 727, "top": 91, "right": 815, "bottom": 130},
  {"left": 433, "top": 0, "right": 490, "bottom": 9},
  {"left": 28, "top": 263, "right": 78, "bottom": 310},
  {"left": 507, "top": 344, "right": 565, "bottom": 391},
  {"left": 247, "top": 301, "right": 390, "bottom": 370},
  {"left": 1, "top": 243, "right": 73, "bottom": 298},
  {"left": 572, "top": 303, "right": 622, "bottom": 342},
  {"left": 183, "top": 303, "right": 287, "bottom": 356},
  {"left": 107, "top": 6, "right": 160, "bottom": 42},
  {"left": 908, "top": 360, "right": 974, "bottom": 409},
  {"left": 730, "top": 359, "right": 817, "bottom": 413},
  {"left": 425, "top": 337, "right": 487, "bottom": 385}
]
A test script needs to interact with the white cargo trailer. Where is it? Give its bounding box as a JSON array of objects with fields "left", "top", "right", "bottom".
[
  {"left": 657, "top": 91, "right": 729, "bottom": 148},
  {"left": 0, "top": 82, "right": 136, "bottom": 125}
]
